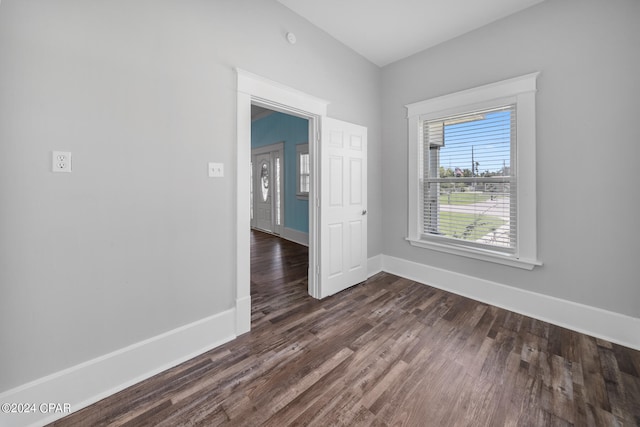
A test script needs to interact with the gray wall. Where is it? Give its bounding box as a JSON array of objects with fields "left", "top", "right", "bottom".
[
  {"left": 381, "top": 0, "right": 640, "bottom": 318},
  {"left": 0, "top": 0, "right": 381, "bottom": 392}
]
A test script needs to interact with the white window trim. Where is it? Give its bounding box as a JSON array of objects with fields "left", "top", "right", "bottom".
[
  {"left": 405, "top": 72, "right": 542, "bottom": 270},
  {"left": 296, "top": 143, "right": 310, "bottom": 200}
]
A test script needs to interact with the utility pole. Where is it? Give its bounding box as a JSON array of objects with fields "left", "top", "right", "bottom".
[{"left": 471, "top": 146, "right": 474, "bottom": 178}]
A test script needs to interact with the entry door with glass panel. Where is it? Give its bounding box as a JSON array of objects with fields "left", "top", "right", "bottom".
[{"left": 251, "top": 142, "right": 284, "bottom": 235}]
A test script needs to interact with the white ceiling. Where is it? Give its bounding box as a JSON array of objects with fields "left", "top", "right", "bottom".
[{"left": 277, "top": 0, "right": 544, "bottom": 67}]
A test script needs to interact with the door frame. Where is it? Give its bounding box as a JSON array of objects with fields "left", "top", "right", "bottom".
[{"left": 236, "top": 69, "right": 328, "bottom": 334}]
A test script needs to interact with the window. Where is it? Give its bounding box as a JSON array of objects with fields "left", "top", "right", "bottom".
[
  {"left": 423, "top": 105, "right": 515, "bottom": 249},
  {"left": 406, "top": 73, "right": 541, "bottom": 269},
  {"left": 260, "top": 161, "right": 269, "bottom": 202},
  {"left": 296, "top": 143, "right": 310, "bottom": 199},
  {"left": 275, "top": 156, "right": 281, "bottom": 226}
]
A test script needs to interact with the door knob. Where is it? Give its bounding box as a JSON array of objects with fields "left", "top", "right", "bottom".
[{"left": 362, "top": 209, "right": 367, "bottom": 215}]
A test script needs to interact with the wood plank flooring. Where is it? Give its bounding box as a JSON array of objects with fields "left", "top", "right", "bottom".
[{"left": 51, "top": 230, "right": 640, "bottom": 426}]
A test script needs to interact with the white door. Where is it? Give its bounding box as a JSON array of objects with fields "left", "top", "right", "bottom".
[
  {"left": 251, "top": 143, "right": 284, "bottom": 235},
  {"left": 254, "top": 153, "right": 273, "bottom": 233},
  {"left": 319, "top": 117, "right": 367, "bottom": 298}
]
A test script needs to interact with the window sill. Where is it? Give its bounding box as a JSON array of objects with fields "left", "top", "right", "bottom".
[{"left": 406, "top": 237, "right": 542, "bottom": 270}]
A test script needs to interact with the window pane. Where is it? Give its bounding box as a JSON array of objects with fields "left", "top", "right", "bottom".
[
  {"left": 299, "top": 151, "right": 310, "bottom": 194},
  {"left": 300, "top": 175, "right": 310, "bottom": 193},
  {"left": 260, "top": 162, "right": 269, "bottom": 202},
  {"left": 423, "top": 105, "right": 516, "bottom": 251},
  {"left": 275, "top": 157, "right": 281, "bottom": 226},
  {"left": 441, "top": 109, "right": 512, "bottom": 179},
  {"left": 301, "top": 153, "right": 309, "bottom": 175}
]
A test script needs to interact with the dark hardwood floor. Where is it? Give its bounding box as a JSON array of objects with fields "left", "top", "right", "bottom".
[{"left": 52, "top": 230, "right": 640, "bottom": 426}]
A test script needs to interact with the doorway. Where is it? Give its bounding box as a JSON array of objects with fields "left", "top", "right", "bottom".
[
  {"left": 250, "top": 107, "right": 311, "bottom": 245},
  {"left": 235, "top": 69, "right": 368, "bottom": 336}
]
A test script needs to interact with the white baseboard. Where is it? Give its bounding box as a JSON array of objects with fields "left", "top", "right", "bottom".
[
  {"left": 236, "top": 296, "right": 251, "bottom": 335},
  {"left": 281, "top": 227, "right": 309, "bottom": 247},
  {"left": 367, "top": 254, "right": 383, "bottom": 278},
  {"left": 382, "top": 255, "right": 640, "bottom": 350},
  {"left": 0, "top": 309, "right": 237, "bottom": 427}
]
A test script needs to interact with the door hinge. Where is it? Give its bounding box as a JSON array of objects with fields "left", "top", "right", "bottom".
[
  {"left": 316, "top": 265, "right": 320, "bottom": 276},
  {"left": 316, "top": 130, "right": 321, "bottom": 143},
  {"left": 316, "top": 197, "right": 320, "bottom": 208}
]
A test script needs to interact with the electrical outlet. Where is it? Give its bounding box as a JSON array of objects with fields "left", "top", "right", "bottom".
[
  {"left": 52, "top": 151, "right": 72, "bottom": 173},
  {"left": 208, "top": 162, "right": 224, "bottom": 178}
]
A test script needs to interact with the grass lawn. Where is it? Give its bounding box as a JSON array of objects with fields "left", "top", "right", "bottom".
[
  {"left": 439, "top": 192, "right": 493, "bottom": 205},
  {"left": 437, "top": 211, "right": 506, "bottom": 241}
]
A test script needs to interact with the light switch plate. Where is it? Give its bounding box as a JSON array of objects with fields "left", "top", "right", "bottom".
[
  {"left": 52, "top": 151, "right": 72, "bottom": 172},
  {"left": 208, "top": 162, "right": 224, "bottom": 178}
]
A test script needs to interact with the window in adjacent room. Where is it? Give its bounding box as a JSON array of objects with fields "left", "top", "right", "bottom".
[
  {"left": 405, "top": 73, "right": 541, "bottom": 269},
  {"left": 275, "top": 156, "right": 281, "bottom": 226},
  {"left": 296, "top": 143, "right": 310, "bottom": 199}
]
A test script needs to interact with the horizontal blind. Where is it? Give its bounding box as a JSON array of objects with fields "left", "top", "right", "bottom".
[{"left": 422, "top": 105, "right": 517, "bottom": 252}]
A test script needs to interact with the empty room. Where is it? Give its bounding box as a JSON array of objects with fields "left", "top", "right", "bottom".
[{"left": 0, "top": 0, "right": 638, "bottom": 426}]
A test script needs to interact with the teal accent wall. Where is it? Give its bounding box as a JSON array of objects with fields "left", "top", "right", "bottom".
[{"left": 251, "top": 112, "right": 309, "bottom": 233}]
